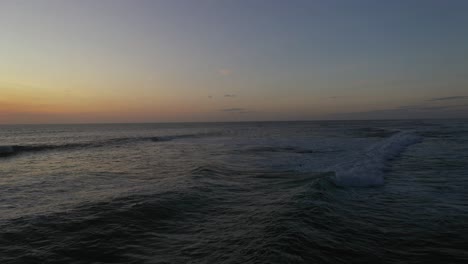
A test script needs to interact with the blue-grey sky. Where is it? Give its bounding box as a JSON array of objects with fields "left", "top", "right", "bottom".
[{"left": 1, "top": 0, "right": 467, "bottom": 123}]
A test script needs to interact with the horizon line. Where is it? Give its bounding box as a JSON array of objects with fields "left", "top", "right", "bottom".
[{"left": 1, "top": 117, "right": 467, "bottom": 126}]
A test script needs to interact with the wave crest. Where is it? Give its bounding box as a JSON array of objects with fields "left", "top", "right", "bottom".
[
  {"left": 331, "top": 131, "right": 422, "bottom": 187},
  {"left": 0, "top": 133, "right": 216, "bottom": 159},
  {"left": 0, "top": 146, "right": 15, "bottom": 157}
]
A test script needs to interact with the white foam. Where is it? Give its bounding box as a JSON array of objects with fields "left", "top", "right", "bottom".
[{"left": 331, "top": 131, "right": 422, "bottom": 187}]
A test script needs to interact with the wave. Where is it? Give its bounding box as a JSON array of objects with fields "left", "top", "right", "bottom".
[
  {"left": 0, "top": 133, "right": 214, "bottom": 158},
  {"left": 150, "top": 133, "right": 207, "bottom": 142},
  {"left": 0, "top": 143, "right": 90, "bottom": 157},
  {"left": 351, "top": 127, "right": 399, "bottom": 138},
  {"left": 0, "top": 145, "right": 16, "bottom": 157},
  {"left": 245, "top": 146, "right": 323, "bottom": 154},
  {"left": 330, "top": 131, "right": 422, "bottom": 187}
]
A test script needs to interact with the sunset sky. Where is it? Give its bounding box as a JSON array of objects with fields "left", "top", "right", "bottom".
[{"left": 1, "top": 0, "right": 468, "bottom": 124}]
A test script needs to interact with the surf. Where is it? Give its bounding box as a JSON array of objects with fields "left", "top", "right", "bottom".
[{"left": 330, "top": 131, "right": 422, "bottom": 187}]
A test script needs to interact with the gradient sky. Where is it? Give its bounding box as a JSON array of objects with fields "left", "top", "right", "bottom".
[{"left": 1, "top": 0, "right": 468, "bottom": 124}]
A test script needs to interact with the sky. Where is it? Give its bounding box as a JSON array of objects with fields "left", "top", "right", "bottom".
[{"left": 1, "top": 0, "right": 468, "bottom": 124}]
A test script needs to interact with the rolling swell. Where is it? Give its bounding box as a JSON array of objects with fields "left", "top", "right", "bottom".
[
  {"left": 0, "top": 133, "right": 215, "bottom": 159},
  {"left": 0, "top": 190, "right": 211, "bottom": 263},
  {"left": 245, "top": 146, "right": 326, "bottom": 154},
  {"left": 0, "top": 164, "right": 330, "bottom": 263}
]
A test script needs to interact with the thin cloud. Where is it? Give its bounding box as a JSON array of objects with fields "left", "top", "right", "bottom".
[
  {"left": 221, "top": 108, "right": 245, "bottom": 112},
  {"left": 429, "top": 96, "right": 468, "bottom": 101},
  {"left": 395, "top": 104, "right": 468, "bottom": 111},
  {"left": 418, "top": 106, "right": 452, "bottom": 111},
  {"left": 218, "top": 69, "right": 233, "bottom": 76},
  {"left": 329, "top": 104, "right": 468, "bottom": 119},
  {"left": 220, "top": 108, "right": 252, "bottom": 114},
  {"left": 224, "top": 94, "right": 236, "bottom": 98}
]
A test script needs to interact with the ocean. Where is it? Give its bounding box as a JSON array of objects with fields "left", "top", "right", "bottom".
[{"left": 0, "top": 120, "right": 467, "bottom": 263}]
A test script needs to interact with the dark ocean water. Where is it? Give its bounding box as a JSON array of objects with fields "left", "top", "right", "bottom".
[{"left": 0, "top": 120, "right": 467, "bottom": 263}]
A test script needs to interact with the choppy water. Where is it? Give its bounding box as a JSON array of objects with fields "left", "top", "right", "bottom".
[{"left": 0, "top": 120, "right": 467, "bottom": 263}]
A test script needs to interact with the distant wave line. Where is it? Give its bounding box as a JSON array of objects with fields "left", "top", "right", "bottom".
[{"left": 0, "top": 133, "right": 218, "bottom": 159}]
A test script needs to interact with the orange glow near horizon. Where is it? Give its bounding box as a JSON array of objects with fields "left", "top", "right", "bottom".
[{"left": 0, "top": 81, "right": 247, "bottom": 124}]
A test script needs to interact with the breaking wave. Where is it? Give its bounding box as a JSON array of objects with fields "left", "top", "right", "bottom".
[{"left": 330, "top": 131, "right": 422, "bottom": 187}]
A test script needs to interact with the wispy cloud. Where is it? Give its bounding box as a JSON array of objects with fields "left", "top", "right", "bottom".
[
  {"left": 394, "top": 103, "right": 468, "bottom": 112},
  {"left": 329, "top": 104, "right": 468, "bottom": 119},
  {"left": 220, "top": 108, "right": 251, "bottom": 114},
  {"left": 417, "top": 105, "right": 453, "bottom": 111},
  {"left": 218, "top": 69, "right": 233, "bottom": 76},
  {"left": 221, "top": 108, "right": 245, "bottom": 112},
  {"left": 429, "top": 96, "right": 468, "bottom": 101},
  {"left": 224, "top": 94, "right": 236, "bottom": 98}
]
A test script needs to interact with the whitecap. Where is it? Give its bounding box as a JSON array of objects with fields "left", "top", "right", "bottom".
[{"left": 330, "top": 131, "right": 422, "bottom": 187}]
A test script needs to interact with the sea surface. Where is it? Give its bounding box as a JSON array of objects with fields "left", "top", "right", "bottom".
[{"left": 0, "top": 120, "right": 467, "bottom": 263}]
